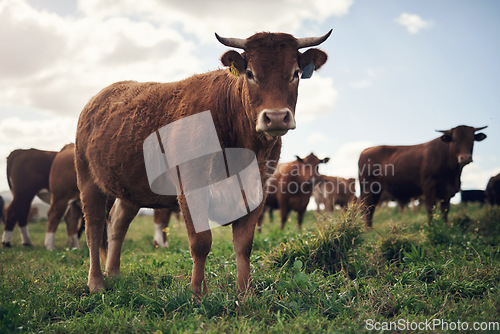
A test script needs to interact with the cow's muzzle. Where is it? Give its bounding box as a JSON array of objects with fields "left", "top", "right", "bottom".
[
  {"left": 458, "top": 154, "right": 473, "bottom": 166},
  {"left": 256, "top": 108, "right": 296, "bottom": 137}
]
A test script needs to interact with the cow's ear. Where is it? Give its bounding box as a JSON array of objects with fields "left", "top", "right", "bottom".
[
  {"left": 298, "top": 48, "right": 328, "bottom": 78},
  {"left": 221, "top": 50, "right": 246, "bottom": 76},
  {"left": 321, "top": 157, "right": 330, "bottom": 164},
  {"left": 475, "top": 133, "right": 487, "bottom": 141},
  {"left": 440, "top": 132, "right": 452, "bottom": 143},
  {"left": 295, "top": 155, "right": 304, "bottom": 163}
]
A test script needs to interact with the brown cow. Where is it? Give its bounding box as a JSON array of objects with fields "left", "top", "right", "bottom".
[
  {"left": 45, "top": 144, "right": 83, "bottom": 250},
  {"left": 2, "top": 147, "right": 84, "bottom": 248},
  {"left": 75, "top": 30, "right": 332, "bottom": 294},
  {"left": 358, "top": 125, "right": 487, "bottom": 227},
  {"left": 313, "top": 176, "right": 356, "bottom": 212},
  {"left": 47, "top": 144, "right": 176, "bottom": 249},
  {"left": 261, "top": 153, "right": 330, "bottom": 231},
  {"left": 486, "top": 173, "right": 500, "bottom": 206}
]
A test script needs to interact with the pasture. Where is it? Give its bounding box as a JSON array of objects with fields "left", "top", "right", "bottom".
[{"left": 1, "top": 203, "right": 499, "bottom": 333}]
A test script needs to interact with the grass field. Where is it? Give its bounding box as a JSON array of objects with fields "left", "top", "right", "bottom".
[{"left": 1, "top": 203, "right": 499, "bottom": 333}]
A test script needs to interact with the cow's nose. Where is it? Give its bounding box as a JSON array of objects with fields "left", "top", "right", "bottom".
[
  {"left": 458, "top": 154, "right": 472, "bottom": 165},
  {"left": 256, "top": 108, "right": 296, "bottom": 136}
]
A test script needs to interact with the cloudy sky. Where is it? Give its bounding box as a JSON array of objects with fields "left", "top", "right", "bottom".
[{"left": 1, "top": 0, "right": 499, "bottom": 203}]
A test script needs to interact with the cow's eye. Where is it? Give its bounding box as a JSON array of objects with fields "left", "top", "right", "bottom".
[
  {"left": 291, "top": 70, "right": 299, "bottom": 82},
  {"left": 246, "top": 70, "right": 254, "bottom": 80}
]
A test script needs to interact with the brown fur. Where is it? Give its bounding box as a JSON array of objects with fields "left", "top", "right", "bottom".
[
  {"left": 46, "top": 143, "right": 83, "bottom": 249},
  {"left": 75, "top": 31, "right": 329, "bottom": 294},
  {"left": 260, "top": 153, "right": 329, "bottom": 231},
  {"left": 358, "top": 125, "right": 487, "bottom": 226},
  {"left": 314, "top": 176, "right": 356, "bottom": 212}
]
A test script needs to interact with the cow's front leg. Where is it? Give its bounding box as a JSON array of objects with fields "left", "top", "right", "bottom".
[
  {"left": 440, "top": 199, "right": 451, "bottom": 223},
  {"left": 232, "top": 208, "right": 259, "bottom": 296}
]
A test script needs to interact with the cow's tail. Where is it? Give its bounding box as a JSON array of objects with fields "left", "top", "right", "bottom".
[{"left": 6, "top": 149, "right": 24, "bottom": 190}]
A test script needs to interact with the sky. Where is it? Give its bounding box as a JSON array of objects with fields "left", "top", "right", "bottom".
[{"left": 0, "top": 0, "right": 499, "bottom": 204}]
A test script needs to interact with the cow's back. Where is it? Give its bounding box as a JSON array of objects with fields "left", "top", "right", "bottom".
[{"left": 7, "top": 149, "right": 57, "bottom": 195}]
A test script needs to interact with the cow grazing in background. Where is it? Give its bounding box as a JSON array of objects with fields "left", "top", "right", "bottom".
[
  {"left": 261, "top": 153, "right": 330, "bottom": 231},
  {"left": 45, "top": 144, "right": 84, "bottom": 250},
  {"left": 3, "top": 149, "right": 56, "bottom": 247},
  {"left": 359, "top": 125, "right": 487, "bottom": 227},
  {"left": 2, "top": 148, "right": 84, "bottom": 248},
  {"left": 75, "top": 30, "right": 332, "bottom": 294},
  {"left": 486, "top": 173, "right": 500, "bottom": 206},
  {"left": 460, "top": 190, "right": 486, "bottom": 204},
  {"left": 314, "top": 176, "right": 356, "bottom": 212},
  {"left": 0, "top": 196, "right": 4, "bottom": 224},
  {"left": 153, "top": 207, "right": 181, "bottom": 248}
]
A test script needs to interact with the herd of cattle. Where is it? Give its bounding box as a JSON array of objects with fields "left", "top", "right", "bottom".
[{"left": 1, "top": 30, "right": 499, "bottom": 296}]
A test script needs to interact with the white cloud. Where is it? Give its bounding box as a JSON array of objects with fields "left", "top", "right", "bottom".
[
  {"left": 460, "top": 163, "right": 500, "bottom": 191},
  {"left": 296, "top": 75, "right": 338, "bottom": 122},
  {"left": 395, "top": 13, "right": 432, "bottom": 34},
  {"left": 0, "top": 115, "right": 78, "bottom": 191},
  {"left": 0, "top": 0, "right": 348, "bottom": 117},
  {"left": 323, "top": 141, "right": 374, "bottom": 180},
  {"left": 79, "top": 0, "right": 353, "bottom": 41}
]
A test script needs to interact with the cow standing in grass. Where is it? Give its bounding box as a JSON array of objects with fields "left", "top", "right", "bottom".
[
  {"left": 358, "top": 125, "right": 487, "bottom": 227},
  {"left": 75, "top": 31, "right": 332, "bottom": 294},
  {"left": 3, "top": 148, "right": 83, "bottom": 247},
  {"left": 261, "top": 153, "right": 330, "bottom": 231},
  {"left": 314, "top": 176, "right": 356, "bottom": 212},
  {"left": 45, "top": 144, "right": 84, "bottom": 250}
]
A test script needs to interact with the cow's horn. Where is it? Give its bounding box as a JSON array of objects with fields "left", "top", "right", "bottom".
[
  {"left": 215, "top": 33, "right": 246, "bottom": 49},
  {"left": 296, "top": 29, "right": 333, "bottom": 49},
  {"left": 474, "top": 125, "right": 488, "bottom": 131}
]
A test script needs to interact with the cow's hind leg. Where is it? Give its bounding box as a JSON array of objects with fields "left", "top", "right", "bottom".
[
  {"left": 65, "top": 202, "right": 83, "bottom": 249},
  {"left": 45, "top": 198, "right": 68, "bottom": 250},
  {"left": 80, "top": 181, "right": 107, "bottom": 293},
  {"left": 105, "top": 199, "right": 139, "bottom": 277}
]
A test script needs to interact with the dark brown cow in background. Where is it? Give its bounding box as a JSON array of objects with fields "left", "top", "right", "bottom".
[
  {"left": 359, "top": 125, "right": 487, "bottom": 227},
  {"left": 2, "top": 147, "right": 84, "bottom": 248},
  {"left": 261, "top": 153, "right": 330, "bottom": 231},
  {"left": 0, "top": 196, "right": 4, "bottom": 224},
  {"left": 486, "top": 173, "right": 500, "bottom": 206},
  {"left": 75, "top": 30, "right": 331, "bottom": 294},
  {"left": 3, "top": 149, "right": 56, "bottom": 247},
  {"left": 313, "top": 176, "right": 356, "bottom": 212}
]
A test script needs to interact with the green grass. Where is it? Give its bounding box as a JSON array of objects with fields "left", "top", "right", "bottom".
[{"left": 1, "top": 203, "right": 499, "bottom": 333}]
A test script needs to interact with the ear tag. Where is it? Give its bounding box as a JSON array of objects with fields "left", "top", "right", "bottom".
[
  {"left": 301, "top": 62, "right": 315, "bottom": 79},
  {"left": 230, "top": 61, "right": 240, "bottom": 76}
]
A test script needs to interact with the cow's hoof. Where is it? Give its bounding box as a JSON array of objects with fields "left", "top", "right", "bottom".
[
  {"left": 22, "top": 243, "right": 33, "bottom": 247},
  {"left": 2, "top": 242, "right": 11, "bottom": 248},
  {"left": 88, "top": 280, "right": 105, "bottom": 294}
]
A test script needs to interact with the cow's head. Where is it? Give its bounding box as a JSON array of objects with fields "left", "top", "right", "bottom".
[
  {"left": 438, "top": 125, "right": 487, "bottom": 166},
  {"left": 295, "top": 153, "right": 330, "bottom": 187},
  {"left": 216, "top": 30, "right": 331, "bottom": 137}
]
